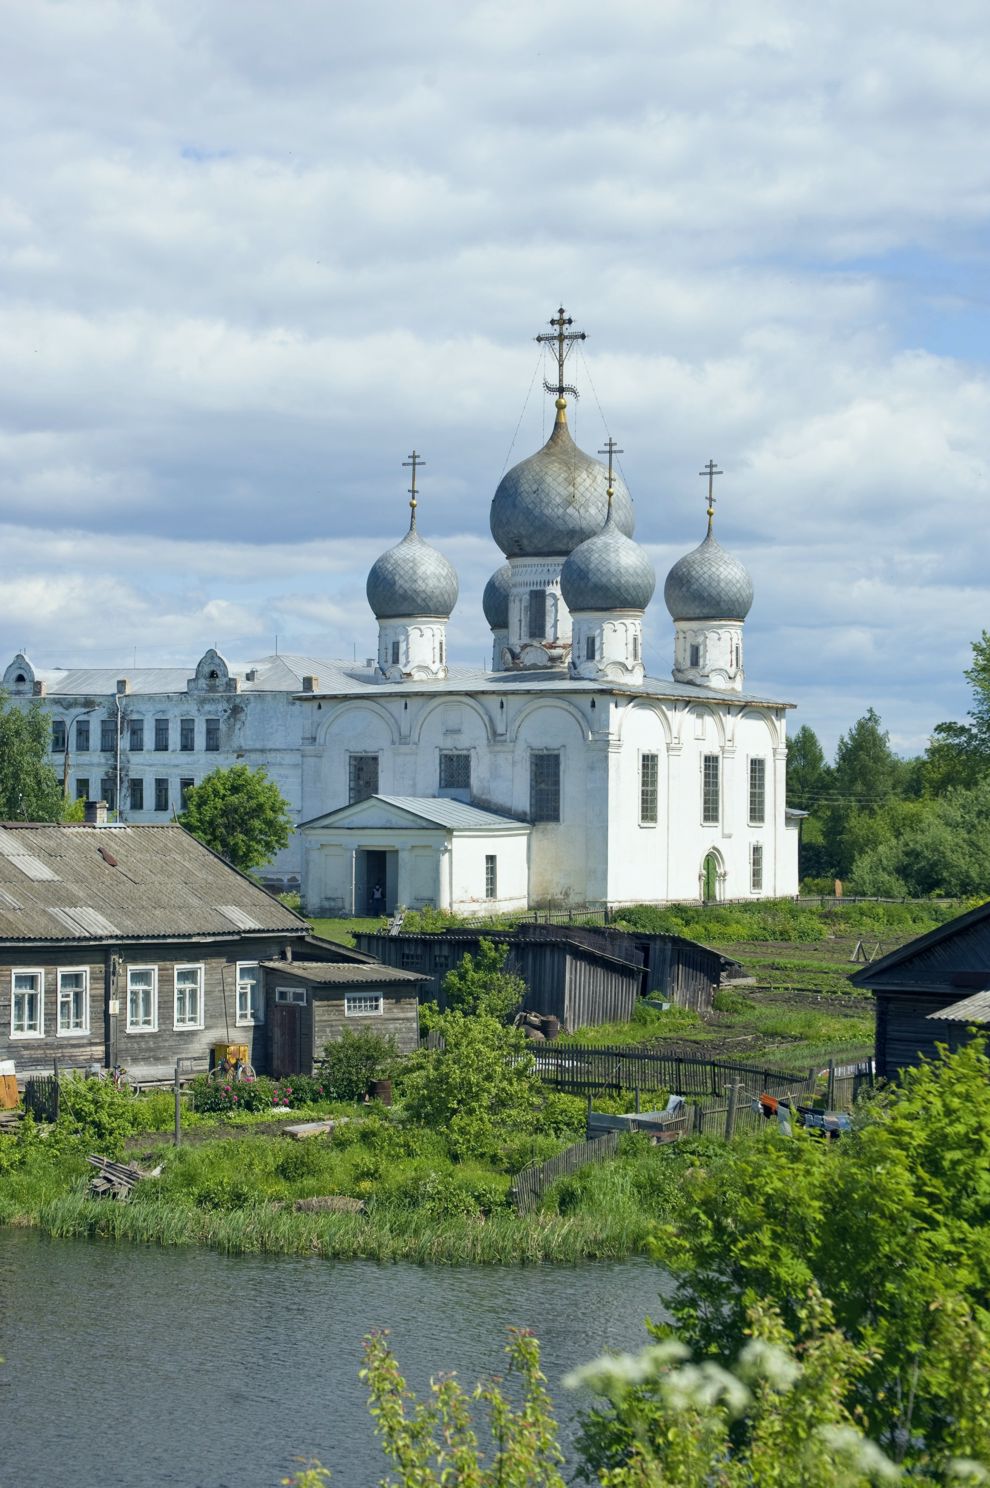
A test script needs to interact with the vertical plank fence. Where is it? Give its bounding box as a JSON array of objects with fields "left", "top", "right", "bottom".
[{"left": 510, "top": 1132, "right": 619, "bottom": 1212}]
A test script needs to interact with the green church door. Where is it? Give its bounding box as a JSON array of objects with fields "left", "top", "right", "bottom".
[{"left": 703, "top": 853, "right": 719, "bottom": 904}]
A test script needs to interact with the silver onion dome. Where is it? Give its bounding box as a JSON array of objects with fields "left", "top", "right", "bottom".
[
  {"left": 482, "top": 562, "right": 511, "bottom": 630},
  {"left": 663, "top": 530, "right": 753, "bottom": 622},
  {"left": 367, "top": 522, "right": 459, "bottom": 620},
  {"left": 490, "top": 402, "right": 635, "bottom": 558},
  {"left": 560, "top": 507, "right": 656, "bottom": 613}
]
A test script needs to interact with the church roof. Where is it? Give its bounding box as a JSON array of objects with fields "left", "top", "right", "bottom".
[
  {"left": 664, "top": 529, "right": 754, "bottom": 622},
  {"left": 366, "top": 523, "right": 459, "bottom": 620},
  {"left": 560, "top": 504, "right": 656, "bottom": 613},
  {"left": 299, "top": 795, "right": 530, "bottom": 832}
]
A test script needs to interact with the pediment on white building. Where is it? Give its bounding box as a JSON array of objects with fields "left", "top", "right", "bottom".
[{"left": 300, "top": 794, "right": 529, "bottom": 836}]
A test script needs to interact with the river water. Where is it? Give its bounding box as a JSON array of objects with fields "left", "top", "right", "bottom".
[{"left": 0, "top": 1231, "right": 668, "bottom": 1488}]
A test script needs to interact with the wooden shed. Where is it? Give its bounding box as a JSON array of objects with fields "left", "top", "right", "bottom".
[
  {"left": 511, "top": 923, "right": 732, "bottom": 1014},
  {"left": 261, "top": 961, "right": 426, "bottom": 1077},
  {"left": 354, "top": 929, "right": 644, "bottom": 1033},
  {"left": 851, "top": 901, "right": 990, "bottom": 1079}
]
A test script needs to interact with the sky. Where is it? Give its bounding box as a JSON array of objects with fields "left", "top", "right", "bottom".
[{"left": 2, "top": 0, "right": 989, "bottom": 757}]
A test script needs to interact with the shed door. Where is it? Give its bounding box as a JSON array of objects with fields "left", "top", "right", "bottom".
[{"left": 271, "top": 1002, "right": 305, "bottom": 1076}]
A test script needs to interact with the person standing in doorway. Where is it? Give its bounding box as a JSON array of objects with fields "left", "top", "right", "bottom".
[{"left": 371, "top": 881, "right": 384, "bottom": 913}]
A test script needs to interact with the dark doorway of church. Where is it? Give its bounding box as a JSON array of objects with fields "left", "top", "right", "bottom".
[{"left": 702, "top": 852, "right": 719, "bottom": 904}]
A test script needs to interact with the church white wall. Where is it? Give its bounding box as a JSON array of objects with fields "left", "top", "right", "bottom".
[{"left": 449, "top": 831, "right": 529, "bottom": 915}]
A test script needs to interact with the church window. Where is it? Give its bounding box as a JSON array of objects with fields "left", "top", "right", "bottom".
[
  {"left": 485, "top": 855, "right": 497, "bottom": 899},
  {"left": 51, "top": 720, "right": 67, "bottom": 753},
  {"left": 438, "top": 638, "right": 444, "bottom": 664},
  {"left": 76, "top": 719, "right": 90, "bottom": 751},
  {"left": 349, "top": 754, "right": 379, "bottom": 804},
  {"left": 585, "top": 635, "right": 596, "bottom": 661},
  {"left": 633, "top": 634, "right": 640, "bottom": 661},
  {"left": 100, "top": 774, "right": 117, "bottom": 812},
  {"left": 748, "top": 758, "right": 766, "bottom": 825},
  {"left": 129, "top": 778, "right": 144, "bottom": 812},
  {"left": 528, "top": 590, "right": 546, "bottom": 639},
  {"left": 391, "top": 641, "right": 400, "bottom": 666},
  {"left": 75, "top": 778, "right": 89, "bottom": 801},
  {"left": 702, "top": 755, "right": 720, "bottom": 825},
  {"left": 154, "top": 778, "right": 169, "bottom": 812},
  {"left": 179, "top": 778, "right": 194, "bottom": 809},
  {"left": 129, "top": 718, "right": 144, "bottom": 751},
  {"left": 439, "top": 752, "right": 471, "bottom": 790},
  {"left": 689, "top": 643, "right": 701, "bottom": 668},
  {"left": 750, "top": 842, "right": 764, "bottom": 893},
  {"left": 179, "top": 718, "right": 195, "bottom": 751},
  {"left": 154, "top": 718, "right": 169, "bottom": 751},
  {"left": 530, "top": 753, "right": 561, "bottom": 823},
  {"left": 205, "top": 718, "right": 220, "bottom": 752},
  {"left": 640, "top": 754, "right": 659, "bottom": 825}
]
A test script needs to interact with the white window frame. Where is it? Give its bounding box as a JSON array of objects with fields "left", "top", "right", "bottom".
[
  {"left": 126, "top": 965, "right": 158, "bottom": 1033},
  {"left": 750, "top": 842, "right": 764, "bottom": 894},
  {"left": 484, "top": 854, "right": 497, "bottom": 900},
  {"left": 748, "top": 756, "right": 767, "bottom": 826},
  {"left": 701, "top": 754, "right": 720, "bottom": 826},
  {"left": 174, "top": 963, "right": 205, "bottom": 1030},
  {"left": 639, "top": 752, "right": 659, "bottom": 827},
  {"left": 57, "top": 966, "right": 90, "bottom": 1037},
  {"left": 344, "top": 993, "right": 383, "bottom": 1017},
  {"left": 11, "top": 968, "right": 44, "bottom": 1039},
  {"left": 275, "top": 985, "right": 307, "bottom": 1006},
  {"left": 235, "top": 961, "right": 264, "bottom": 1025}
]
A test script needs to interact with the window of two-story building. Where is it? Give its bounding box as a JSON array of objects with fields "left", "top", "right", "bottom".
[
  {"left": 702, "top": 755, "right": 720, "bottom": 825},
  {"left": 100, "top": 775, "right": 117, "bottom": 812},
  {"left": 100, "top": 718, "right": 116, "bottom": 752},
  {"left": 179, "top": 778, "right": 194, "bottom": 809},
  {"left": 235, "top": 963, "right": 263, "bottom": 1024},
  {"left": 748, "top": 757, "right": 766, "bottom": 825},
  {"left": 75, "top": 718, "right": 90, "bottom": 751},
  {"left": 179, "top": 718, "right": 195, "bottom": 752},
  {"left": 51, "top": 720, "right": 67, "bottom": 753},
  {"left": 11, "top": 970, "right": 43, "bottom": 1037},
  {"left": 129, "top": 718, "right": 144, "bottom": 751},
  {"left": 75, "top": 777, "right": 90, "bottom": 801},
  {"left": 640, "top": 753, "right": 659, "bottom": 825},
  {"left": 129, "top": 779, "right": 144, "bottom": 812},
  {"left": 154, "top": 778, "right": 169, "bottom": 812},
  {"left": 349, "top": 754, "right": 379, "bottom": 804},
  {"left": 205, "top": 718, "right": 220, "bottom": 752},
  {"left": 57, "top": 968, "right": 89, "bottom": 1035},
  {"left": 529, "top": 752, "right": 561, "bottom": 822},
  {"left": 126, "top": 967, "right": 157, "bottom": 1031},
  {"left": 154, "top": 718, "right": 169, "bottom": 751}
]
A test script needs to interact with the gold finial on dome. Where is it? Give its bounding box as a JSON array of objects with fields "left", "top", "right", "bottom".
[
  {"left": 599, "top": 437, "right": 623, "bottom": 516},
  {"left": 536, "top": 306, "right": 586, "bottom": 404},
  {"left": 699, "top": 458, "right": 723, "bottom": 535},
  {"left": 402, "top": 449, "right": 424, "bottom": 529}
]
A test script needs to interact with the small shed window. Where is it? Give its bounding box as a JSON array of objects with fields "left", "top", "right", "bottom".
[
  {"left": 400, "top": 946, "right": 422, "bottom": 968},
  {"left": 236, "top": 963, "right": 263, "bottom": 1024},
  {"left": 345, "top": 993, "right": 383, "bottom": 1016},
  {"left": 275, "top": 986, "right": 307, "bottom": 1005}
]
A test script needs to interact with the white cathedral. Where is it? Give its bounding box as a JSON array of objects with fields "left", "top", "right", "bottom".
[{"left": 5, "top": 311, "right": 800, "bottom": 915}]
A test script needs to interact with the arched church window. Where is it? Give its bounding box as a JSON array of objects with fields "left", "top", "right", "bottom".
[{"left": 585, "top": 635, "right": 596, "bottom": 661}]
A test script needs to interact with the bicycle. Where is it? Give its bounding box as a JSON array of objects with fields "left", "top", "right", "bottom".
[{"left": 207, "top": 1055, "right": 257, "bottom": 1085}]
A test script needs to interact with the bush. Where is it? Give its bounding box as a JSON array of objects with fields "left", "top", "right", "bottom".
[
  {"left": 319, "top": 1028, "right": 400, "bottom": 1101},
  {"left": 189, "top": 1074, "right": 276, "bottom": 1115},
  {"left": 55, "top": 1074, "right": 133, "bottom": 1154},
  {"left": 271, "top": 1074, "right": 329, "bottom": 1107}
]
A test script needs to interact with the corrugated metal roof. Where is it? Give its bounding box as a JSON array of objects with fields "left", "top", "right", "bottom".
[
  {"left": 373, "top": 796, "right": 529, "bottom": 830},
  {"left": 260, "top": 961, "right": 426, "bottom": 985},
  {"left": 0, "top": 823, "right": 306, "bottom": 943},
  {"left": 927, "top": 990, "right": 990, "bottom": 1023}
]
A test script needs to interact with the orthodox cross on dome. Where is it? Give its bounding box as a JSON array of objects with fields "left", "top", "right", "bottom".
[
  {"left": 402, "top": 449, "right": 424, "bottom": 528},
  {"left": 536, "top": 306, "right": 586, "bottom": 401},
  {"left": 599, "top": 437, "right": 624, "bottom": 511},
  {"left": 699, "top": 458, "right": 723, "bottom": 534}
]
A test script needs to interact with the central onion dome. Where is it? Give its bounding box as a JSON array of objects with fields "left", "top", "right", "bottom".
[
  {"left": 560, "top": 504, "right": 656, "bottom": 613},
  {"left": 490, "top": 400, "right": 635, "bottom": 557},
  {"left": 663, "top": 528, "right": 753, "bottom": 621},
  {"left": 482, "top": 562, "right": 511, "bottom": 630},
  {"left": 367, "top": 518, "right": 459, "bottom": 620}
]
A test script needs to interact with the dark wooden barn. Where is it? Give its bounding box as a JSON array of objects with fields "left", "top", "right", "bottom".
[
  {"left": 354, "top": 923, "right": 731, "bottom": 1031},
  {"left": 851, "top": 901, "right": 990, "bottom": 1079},
  {"left": 262, "top": 960, "right": 424, "bottom": 1076}
]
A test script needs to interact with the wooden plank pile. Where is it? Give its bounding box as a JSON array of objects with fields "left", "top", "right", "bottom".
[{"left": 86, "top": 1154, "right": 153, "bottom": 1201}]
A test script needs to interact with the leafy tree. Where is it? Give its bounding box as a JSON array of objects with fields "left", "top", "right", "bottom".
[
  {"left": 849, "top": 778, "right": 990, "bottom": 897},
  {"left": 786, "top": 724, "right": 830, "bottom": 811},
  {"left": 823, "top": 709, "right": 906, "bottom": 878},
  {"left": 441, "top": 938, "right": 526, "bottom": 1022},
  {"left": 178, "top": 763, "right": 292, "bottom": 873},
  {"left": 652, "top": 1038, "right": 990, "bottom": 1465},
  {"left": 319, "top": 1027, "right": 399, "bottom": 1101},
  {"left": 0, "top": 691, "right": 65, "bottom": 821},
  {"left": 403, "top": 1010, "right": 542, "bottom": 1160},
  {"left": 925, "top": 631, "right": 990, "bottom": 793}
]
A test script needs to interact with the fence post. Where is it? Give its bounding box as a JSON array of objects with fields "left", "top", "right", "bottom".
[
  {"left": 634, "top": 1083, "right": 640, "bottom": 1114},
  {"left": 827, "top": 1059, "right": 835, "bottom": 1110},
  {"left": 53, "top": 1059, "right": 61, "bottom": 1122},
  {"left": 724, "top": 1081, "right": 742, "bottom": 1141},
  {"left": 174, "top": 1062, "right": 182, "bottom": 1147},
  {"left": 693, "top": 1103, "right": 704, "bottom": 1135}
]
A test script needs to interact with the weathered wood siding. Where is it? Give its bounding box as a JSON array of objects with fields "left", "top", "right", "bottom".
[
  {"left": 876, "top": 989, "right": 980, "bottom": 1080},
  {"left": 312, "top": 991, "right": 420, "bottom": 1059},
  {"left": 0, "top": 934, "right": 295, "bottom": 1080}
]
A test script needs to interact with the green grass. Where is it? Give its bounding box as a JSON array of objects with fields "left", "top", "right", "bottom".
[{"left": 309, "top": 916, "right": 384, "bottom": 946}]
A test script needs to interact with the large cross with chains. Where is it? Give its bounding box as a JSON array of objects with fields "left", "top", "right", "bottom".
[{"left": 536, "top": 306, "right": 586, "bottom": 401}]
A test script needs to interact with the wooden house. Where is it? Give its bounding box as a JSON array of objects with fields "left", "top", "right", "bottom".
[
  {"left": 0, "top": 814, "right": 419, "bottom": 1083},
  {"left": 851, "top": 900, "right": 990, "bottom": 1078},
  {"left": 260, "top": 960, "right": 424, "bottom": 1076}
]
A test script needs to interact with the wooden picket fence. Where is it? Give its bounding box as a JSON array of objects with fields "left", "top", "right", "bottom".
[
  {"left": 510, "top": 1132, "right": 619, "bottom": 1213},
  {"left": 530, "top": 1045, "right": 817, "bottom": 1100}
]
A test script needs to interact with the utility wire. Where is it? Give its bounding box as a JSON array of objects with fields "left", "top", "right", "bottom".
[{"left": 499, "top": 348, "right": 543, "bottom": 480}]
